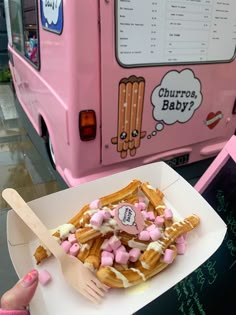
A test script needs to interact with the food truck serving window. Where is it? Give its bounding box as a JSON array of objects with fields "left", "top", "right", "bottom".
[
  {"left": 9, "top": 0, "right": 24, "bottom": 54},
  {"left": 116, "top": 0, "right": 236, "bottom": 66},
  {"left": 9, "top": 0, "right": 40, "bottom": 68}
]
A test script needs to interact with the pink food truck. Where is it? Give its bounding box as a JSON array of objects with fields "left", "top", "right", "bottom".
[{"left": 4, "top": 0, "right": 236, "bottom": 187}]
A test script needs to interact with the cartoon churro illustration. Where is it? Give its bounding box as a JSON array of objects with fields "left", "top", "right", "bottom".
[{"left": 111, "top": 76, "right": 146, "bottom": 159}]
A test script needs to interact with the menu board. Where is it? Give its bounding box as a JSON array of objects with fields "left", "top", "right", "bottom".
[{"left": 116, "top": 0, "right": 236, "bottom": 66}]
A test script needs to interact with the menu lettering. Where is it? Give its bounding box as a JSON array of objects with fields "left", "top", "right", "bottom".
[{"left": 117, "top": 0, "right": 236, "bottom": 65}]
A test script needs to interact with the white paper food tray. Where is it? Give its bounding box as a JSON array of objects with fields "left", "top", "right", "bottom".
[{"left": 6, "top": 162, "right": 227, "bottom": 315}]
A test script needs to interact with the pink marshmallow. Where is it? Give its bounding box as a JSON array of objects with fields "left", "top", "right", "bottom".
[
  {"left": 149, "top": 228, "right": 162, "bottom": 241},
  {"left": 175, "top": 235, "right": 185, "bottom": 244},
  {"left": 115, "top": 251, "right": 129, "bottom": 265},
  {"left": 146, "top": 211, "right": 155, "bottom": 221},
  {"left": 101, "top": 210, "right": 111, "bottom": 220},
  {"left": 69, "top": 243, "right": 80, "bottom": 256},
  {"left": 138, "top": 230, "right": 150, "bottom": 241},
  {"left": 90, "top": 212, "right": 104, "bottom": 227},
  {"left": 164, "top": 208, "right": 173, "bottom": 220},
  {"left": 135, "top": 202, "right": 146, "bottom": 211},
  {"left": 101, "top": 251, "right": 108, "bottom": 256},
  {"left": 68, "top": 233, "right": 77, "bottom": 244},
  {"left": 101, "top": 239, "right": 113, "bottom": 252},
  {"left": 155, "top": 216, "right": 165, "bottom": 226},
  {"left": 109, "top": 235, "right": 121, "bottom": 251},
  {"left": 176, "top": 242, "right": 186, "bottom": 255},
  {"left": 115, "top": 245, "right": 126, "bottom": 255},
  {"left": 61, "top": 240, "right": 72, "bottom": 253},
  {"left": 129, "top": 248, "right": 141, "bottom": 262},
  {"left": 101, "top": 251, "right": 114, "bottom": 259},
  {"left": 162, "top": 248, "right": 175, "bottom": 264},
  {"left": 39, "top": 270, "right": 52, "bottom": 286},
  {"left": 89, "top": 199, "right": 102, "bottom": 209},
  {"left": 146, "top": 224, "right": 156, "bottom": 232},
  {"left": 101, "top": 256, "right": 114, "bottom": 266},
  {"left": 139, "top": 202, "right": 146, "bottom": 210},
  {"left": 141, "top": 211, "right": 149, "bottom": 220}
]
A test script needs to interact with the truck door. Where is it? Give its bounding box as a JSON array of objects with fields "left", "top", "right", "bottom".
[{"left": 99, "top": 0, "right": 236, "bottom": 166}]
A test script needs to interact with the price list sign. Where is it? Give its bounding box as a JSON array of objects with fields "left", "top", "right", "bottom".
[{"left": 116, "top": 0, "right": 236, "bottom": 65}]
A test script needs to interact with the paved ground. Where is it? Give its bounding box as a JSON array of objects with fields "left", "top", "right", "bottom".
[{"left": 0, "top": 83, "right": 67, "bottom": 296}]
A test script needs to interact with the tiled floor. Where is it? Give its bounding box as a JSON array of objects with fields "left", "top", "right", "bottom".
[
  {"left": 0, "top": 83, "right": 67, "bottom": 297},
  {"left": 0, "top": 82, "right": 214, "bottom": 300}
]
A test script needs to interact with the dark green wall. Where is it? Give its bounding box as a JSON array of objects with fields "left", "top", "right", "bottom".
[{"left": 0, "top": 0, "right": 8, "bottom": 70}]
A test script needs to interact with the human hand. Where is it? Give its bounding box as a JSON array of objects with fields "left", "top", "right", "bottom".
[{"left": 1, "top": 269, "right": 38, "bottom": 311}]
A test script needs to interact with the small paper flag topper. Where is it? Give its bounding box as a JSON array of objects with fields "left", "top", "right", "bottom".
[{"left": 114, "top": 203, "right": 145, "bottom": 235}]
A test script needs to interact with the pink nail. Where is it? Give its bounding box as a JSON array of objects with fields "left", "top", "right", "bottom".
[{"left": 21, "top": 269, "right": 38, "bottom": 287}]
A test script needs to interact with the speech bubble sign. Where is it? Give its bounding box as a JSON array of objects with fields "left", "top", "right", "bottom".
[
  {"left": 114, "top": 203, "right": 144, "bottom": 235},
  {"left": 41, "top": 0, "right": 62, "bottom": 25},
  {"left": 151, "top": 69, "right": 202, "bottom": 131}
]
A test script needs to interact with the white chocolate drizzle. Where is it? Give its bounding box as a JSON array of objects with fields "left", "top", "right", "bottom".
[
  {"left": 84, "top": 209, "right": 99, "bottom": 216},
  {"left": 155, "top": 205, "right": 165, "bottom": 210},
  {"left": 84, "top": 262, "right": 95, "bottom": 272},
  {"left": 80, "top": 243, "right": 90, "bottom": 251},
  {"left": 40, "top": 224, "right": 75, "bottom": 255},
  {"left": 141, "top": 261, "right": 150, "bottom": 269},
  {"left": 147, "top": 184, "right": 156, "bottom": 191},
  {"left": 88, "top": 223, "right": 114, "bottom": 234},
  {"left": 130, "top": 268, "right": 146, "bottom": 281},
  {"left": 102, "top": 206, "right": 111, "bottom": 212},
  {"left": 108, "top": 267, "right": 131, "bottom": 288},
  {"left": 56, "top": 223, "right": 76, "bottom": 239},
  {"left": 128, "top": 240, "right": 147, "bottom": 251},
  {"left": 107, "top": 218, "right": 119, "bottom": 228},
  {"left": 147, "top": 241, "right": 164, "bottom": 253},
  {"left": 39, "top": 242, "right": 52, "bottom": 257},
  {"left": 184, "top": 219, "right": 194, "bottom": 229}
]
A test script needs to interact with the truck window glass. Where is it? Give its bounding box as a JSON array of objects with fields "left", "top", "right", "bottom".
[
  {"left": 22, "top": 0, "right": 39, "bottom": 67},
  {"left": 4, "top": 0, "right": 13, "bottom": 46},
  {"left": 9, "top": 0, "right": 39, "bottom": 67},
  {"left": 9, "top": 0, "right": 24, "bottom": 54}
]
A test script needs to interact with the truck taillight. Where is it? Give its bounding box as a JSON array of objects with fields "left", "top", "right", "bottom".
[{"left": 79, "top": 110, "right": 96, "bottom": 141}]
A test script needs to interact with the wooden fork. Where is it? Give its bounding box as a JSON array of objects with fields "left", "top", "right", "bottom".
[{"left": 2, "top": 188, "right": 107, "bottom": 304}]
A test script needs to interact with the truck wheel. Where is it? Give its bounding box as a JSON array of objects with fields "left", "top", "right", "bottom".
[{"left": 45, "top": 132, "right": 56, "bottom": 169}]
